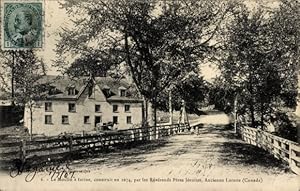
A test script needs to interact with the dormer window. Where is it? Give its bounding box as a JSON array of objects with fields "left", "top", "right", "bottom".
[
  {"left": 67, "top": 85, "right": 76, "bottom": 95},
  {"left": 102, "top": 85, "right": 111, "bottom": 97},
  {"left": 120, "top": 89, "right": 126, "bottom": 97},
  {"left": 119, "top": 86, "right": 126, "bottom": 97}
]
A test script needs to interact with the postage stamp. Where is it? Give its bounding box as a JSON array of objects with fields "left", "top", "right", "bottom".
[{"left": 1, "top": 0, "right": 43, "bottom": 49}]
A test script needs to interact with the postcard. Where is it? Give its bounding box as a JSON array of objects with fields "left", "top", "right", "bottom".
[{"left": 0, "top": 0, "right": 299, "bottom": 190}]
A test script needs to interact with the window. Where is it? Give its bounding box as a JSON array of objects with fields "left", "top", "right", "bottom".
[
  {"left": 68, "top": 87, "right": 76, "bottom": 95},
  {"left": 95, "top": 104, "right": 101, "bottom": 112},
  {"left": 113, "top": 105, "right": 118, "bottom": 112},
  {"left": 103, "top": 86, "right": 111, "bottom": 97},
  {"left": 62, "top": 115, "right": 69, "bottom": 124},
  {"left": 125, "top": 105, "right": 130, "bottom": 112},
  {"left": 84, "top": 116, "right": 90, "bottom": 124},
  {"left": 120, "top": 89, "right": 126, "bottom": 97},
  {"left": 45, "top": 102, "right": 52, "bottom": 112},
  {"left": 113, "top": 116, "right": 118, "bottom": 124},
  {"left": 68, "top": 103, "right": 76, "bottom": 112},
  {"left": 45, "top": 115, "right": 52, "bottom": 124},
  {"left": 127, "top": 116, "right": 132, "bottom": 124}
]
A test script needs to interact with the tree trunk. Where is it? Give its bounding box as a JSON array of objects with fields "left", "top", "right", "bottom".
[
  {"left": 11, "top": 51, "right": 15, "bottom": 104},
  {"left": 142, "top": 97, "right": 145, "bottom": 127},
  {"left": 233, "top": 94, "right": 238, "bottom": 133},
  {"left": 142, "top": 97, "right": 149, "bottom": 127},
  {"left": 250, "top": 99, "right": 255, "bottom": 128},
  {"left": 260, "top": 99, "right": 264, "bottom": 130},
  {"left": 153, "top": 96, "right": 157, "bottom": 128},
  {"left": 249, "top": 74, "right": 256, "bottom": 128},
  {"left": 168, "top": 89, "right": 173, "bottom": 125},
  {"left": 30, "top": 106, "right": 33, "bottom": 141}
]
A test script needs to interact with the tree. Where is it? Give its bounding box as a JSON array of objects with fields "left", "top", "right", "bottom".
[
  {"left": 217, "top": 7, "right": 266, "bottom": 127},
  {"left": 269, "top": 0, "right": 300, "bottom": 108},
  {"left": 13, "top": 50, "right": 47, "bottom": 140},
  {"left": 218, "top": 1, "right": 299, "bottom": 130},
  {"left": 56, "top": 0, "right": 235, "bottom": 126},
  {"left": 156, "top": 72, "right": 209, "bottom": 113},
  {"left": 208, "top": 77, "right": 237, "bottom": 113},
  {"left": 0, "top": 51, "right": 22, "bottom": 101}
]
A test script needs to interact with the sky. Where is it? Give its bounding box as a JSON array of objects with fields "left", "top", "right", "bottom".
[
  {"left": 39, "top": 0, "right": 280, "bottom": 81},
  {"left": 36, "top": 0, "right": 68, "bottom": 74}
]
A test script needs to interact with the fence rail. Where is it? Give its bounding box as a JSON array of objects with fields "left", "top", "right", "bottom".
[
  {"left": 239, "top": 126, "right": 300, "bottom": 175},
  {"left": 0, "top": 123, "right": 190, "bottom": 168}
]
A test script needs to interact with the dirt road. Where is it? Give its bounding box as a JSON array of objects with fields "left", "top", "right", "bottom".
[{"left": 1, "top": 113, "right": 298, "bottom": 191}]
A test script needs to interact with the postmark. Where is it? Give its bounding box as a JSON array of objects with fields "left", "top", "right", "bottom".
[{"left": 1, "top": 0, "right": 43, "bottom": 49}]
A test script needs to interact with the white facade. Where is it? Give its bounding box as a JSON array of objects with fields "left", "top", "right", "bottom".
[{"left": 24, "top": 76, "right": 143, "bottom": 136}]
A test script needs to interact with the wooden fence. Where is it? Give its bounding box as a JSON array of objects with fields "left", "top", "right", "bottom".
[
  {"left": 0, "top": 123, "right": 189, "bottom": 168},
  {"left": 239, "top": 126, "right": 300, "bottom": 175}
]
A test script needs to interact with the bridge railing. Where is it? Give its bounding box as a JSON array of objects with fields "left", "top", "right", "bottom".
[
  {"left": 0, "top": 123, "right": 189, "bottom": 169},
  {"left": 240, "top": 126, "right": 300, "bottom": 175}
]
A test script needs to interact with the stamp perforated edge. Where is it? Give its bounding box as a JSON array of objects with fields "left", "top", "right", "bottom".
[{"left": 0, "top": 0, "right": 45, "bottom": 50}]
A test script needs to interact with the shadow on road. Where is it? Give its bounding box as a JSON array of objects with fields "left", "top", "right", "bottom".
[
  {"left": 196, "top": 124, "right": 290, "bottom": 173},
  {"left": 197, "top": 124, "right": 234, "bottom": 135},
  {"left": 71, "top": 139, "right": 170, "bottom": 168},
  {"left": 66, "top": 122, "right": 291, "bottom": 175},
  {"left": 219, "top": 142, "right": 289, "bottom": 172}
]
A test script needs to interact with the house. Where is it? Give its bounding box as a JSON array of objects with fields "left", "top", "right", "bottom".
[{"left": 24, "top": 75, "right": 144, "bottom": 136}]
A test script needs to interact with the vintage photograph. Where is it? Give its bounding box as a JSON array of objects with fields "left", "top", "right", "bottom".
[{"left": 0, "top": 0, "right": 299, "bottom": 190}]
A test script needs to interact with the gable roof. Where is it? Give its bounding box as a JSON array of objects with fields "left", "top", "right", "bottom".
[
  {"left": 37, "top": 75, "right": 142, "bottom": 102},
  {"left": 36, "top": 75, "right": 89, "bottom": 100},
  {"left": 95, "top": 77, "right": 130, "bottom": 95}
]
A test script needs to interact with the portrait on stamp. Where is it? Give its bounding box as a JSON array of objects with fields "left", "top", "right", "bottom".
[{"left": 2, "top": 2, "right": 43, "bottom": 49}]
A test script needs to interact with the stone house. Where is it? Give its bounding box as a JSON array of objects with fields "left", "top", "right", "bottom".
[{"left": 24, "top": 75, "right": 143, "bottom": 136}]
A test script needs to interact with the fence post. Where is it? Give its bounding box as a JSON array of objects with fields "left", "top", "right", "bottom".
[
  {"left": 149, "top": 128, "right": 152, "bottom": 140},
  {"left": 256, "top": 129, "right": 260, "bottom": 147},
  {"left": 131, "top": 130, "right": 135, "bottom": 141},
  {"left": 139, "top": 129, "right": 142, "bottom": 141},
  {"left": 20, "top": 140, "right": 26, "bottom": 164},
  {"left": 288, "top": 142, "right": 292, "bottom": 166},
  {"left": 69, "top": 136, "right": 73, "bottom": 152}
]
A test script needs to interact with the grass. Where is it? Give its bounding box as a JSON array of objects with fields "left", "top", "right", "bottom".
[{"left": 0, "top": 125, "right": 29, "bottom": 142}]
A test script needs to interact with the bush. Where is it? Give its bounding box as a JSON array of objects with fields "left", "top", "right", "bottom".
[{"left": 271, "top": 112, "right": 297, "bottom": 142}]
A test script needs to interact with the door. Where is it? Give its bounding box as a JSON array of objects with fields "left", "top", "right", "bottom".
[{"left": 95, "top": 116, "right": 101, "bottom": 127}]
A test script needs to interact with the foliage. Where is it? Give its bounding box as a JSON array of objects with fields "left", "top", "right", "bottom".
[
  {"left": 208, "top": 79, "right": 236, "bottom": 113},
  {"left": 56, "top": 0, "right": 236, "bottom": 125},
  {"left": 13, "top": 50, "right": 47, "bottom": 106},
  {"left": 156, "top": 73, "right": 209, "bottom": 113},
  {"left": 0, "top": 50, "right": 47, "bottom": 102},
  {"left": 271, "top": 112, "right": 297, "bottom": 142},
  {"left": 216, "top": 1, "right": 299, "bottom": 129}
]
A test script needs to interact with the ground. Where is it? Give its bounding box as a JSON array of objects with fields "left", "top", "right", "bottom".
[{"left": 0, "top": 112, "right": 297, "bottom": 191}]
